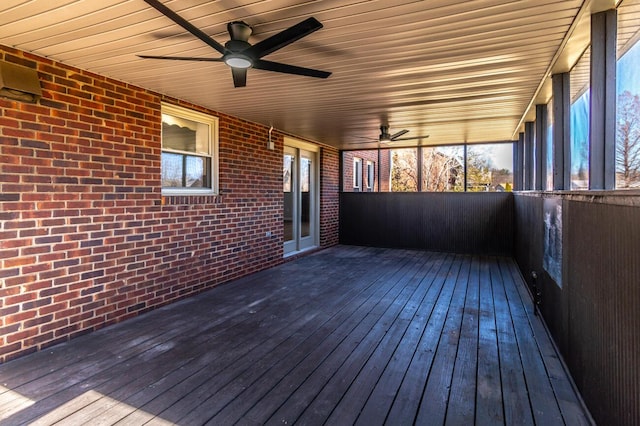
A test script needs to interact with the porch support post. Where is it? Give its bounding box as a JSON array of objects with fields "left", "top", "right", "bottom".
[
  {"left": 535, "top": 104, "right": 547, "bottom": 190},
  {"left": 515, "top": 132, "right": 524, "bottom": 190},
  {"left": 589, "top": 9, "right": 617, "bottom": 189},
  {"left": 524, "top": 121, "right": 535, "bottom": 190},
  {"left": 552, "top": 72, "right": 571, "bottom": 190},
  {"left": 416, "top": 146, "right": 423, "bottom": 192}
]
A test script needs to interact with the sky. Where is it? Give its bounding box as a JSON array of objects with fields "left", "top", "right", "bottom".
[{"left": 569, "top": 33, "right": 640, "bottom": 176}]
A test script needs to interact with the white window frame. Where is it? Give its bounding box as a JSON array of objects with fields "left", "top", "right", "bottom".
[
  {"left": 353, "top": 157, "right": 363, "bottom": 191},
  {"left": 366, "top": 160, "right": 375, "bottom": 191},
  {"left": 161, "top": 103, "right": 219, "bottom": 195}
]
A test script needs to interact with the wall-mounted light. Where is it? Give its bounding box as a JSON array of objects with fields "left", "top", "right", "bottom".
[
  {"left": 268, "top": 125, "right": 275, "bottom": 150},
  {"left": 0, "top": 61, "right": 42, "bottom": 103}
]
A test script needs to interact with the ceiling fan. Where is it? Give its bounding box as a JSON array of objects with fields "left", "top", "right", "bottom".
[
  {"left": 138, "top": 0, "right": 332, "bottom": 88},
  {"left": 350, "top": 125, "right": 430, "bottom": 144}
]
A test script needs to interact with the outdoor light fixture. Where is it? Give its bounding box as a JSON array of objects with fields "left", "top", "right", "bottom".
[
  {"left": 0, "top": 61, "right": 42, "bottom": 103},
  {"left": 223, "top": 53, "right": 252, "bottom": 69}
]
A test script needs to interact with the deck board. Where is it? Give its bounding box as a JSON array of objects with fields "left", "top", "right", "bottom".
[{"left": 0, "top": 246, "right": 592, "bottom": 425}]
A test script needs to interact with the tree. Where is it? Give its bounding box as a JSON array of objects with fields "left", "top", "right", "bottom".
[
  {"left": 616, "top": 90, "right": 640, "bottom": 188},
  {"left": 390, "top": 149, "right": 418, "bottom": 191},
  {"left": 422, "top": 148, "right": 464, "bottom": 191},
  {"left": 466, "top": 150, "right": 492, "bottom": 191}
]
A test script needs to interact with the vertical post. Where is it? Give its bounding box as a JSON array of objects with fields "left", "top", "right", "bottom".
[
  {"left": 463, "top": 145, "right": 468, "bottom": 192},
  {"left": 524, "top": 121, "right": 535, "bottom": 190},
  {"left": 377, "top": 148, "right": 381, "bottom": 192},
  {"left": 515, "top": 132, "right": 524, "bottom": 190},
  {"left": 552, "top": 72, "right": 571, "bottom": 190},
  {"left": 416, "top": 146, "right": 423, "bottom": 192},
  {"left": 536, "top": 104, "right": 547, "bottom": 190},
  {"left": 589, "top": 9, "right": 617, "bottom": 190},
  {"left": 339, "top": 149, "right": 344, "bottom": 192}
]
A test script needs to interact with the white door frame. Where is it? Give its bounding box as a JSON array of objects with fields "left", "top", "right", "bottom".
[{"left": 283, "top": 137, "right": 319, "bottom": 256}]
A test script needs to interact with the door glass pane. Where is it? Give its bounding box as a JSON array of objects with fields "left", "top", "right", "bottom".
[
  {"left": 300, "top": 157, "right": 311, "bottom": 238},
  {"left": 283, "top": 154, "right": 294, "bottom": 242}
]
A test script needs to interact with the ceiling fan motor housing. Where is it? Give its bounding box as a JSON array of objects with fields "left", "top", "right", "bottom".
[
  {"left": 227, "top": 21, "right": 252, "bottom": 42},
  {"left": 379, "top": 125, "right": 392, "bottom": 141}
]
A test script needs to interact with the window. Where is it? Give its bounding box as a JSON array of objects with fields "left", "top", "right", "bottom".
[
  {"left": 422, "top": 146, "right": 464, "bottom": 192},
  {"left": 161, "top": 103, "right": 218, "bottom": 194},
  {"left": 390, "top": 148, "right": 418, "bottom": 192},
  {"left": 570, "top": 48, "right": 590, "bottom": 190},
  {"left": 616, "top": 1, "right": 640, "bottom": 189},
  {"left": 353, "top": 157, "right": 363, "bottom": 191},
  {"left": 366, "top": 161, "right": 375, "bottom": 191},
  {"left": 467, "top": 143, "right": 514, "bottom": 192},
  {"left": 341, "top": 144, "right": 512, "bottom": 193}
]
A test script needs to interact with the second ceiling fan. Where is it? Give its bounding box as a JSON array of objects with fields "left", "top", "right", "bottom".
[
  {"left": 138, "top": 0, "right": 332, "bottom": 88},
  {"left": 350, "top": 125, "right": 430, "bottom": 144}
]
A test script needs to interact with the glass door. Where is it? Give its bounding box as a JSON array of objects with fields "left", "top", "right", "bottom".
[
  {"left": 283, "top": 145, "right": 318, "bottom": 255},
  {"left": 283, "top": 147, "right": 297, "bottom": 254}
]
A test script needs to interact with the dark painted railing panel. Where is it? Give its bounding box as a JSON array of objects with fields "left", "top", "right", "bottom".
[
  {"left": 339, "top": 192, "right": 513, "bottom": 256},
  {"left": 514, "top": 193, "right": 640, "bottom": 426}
]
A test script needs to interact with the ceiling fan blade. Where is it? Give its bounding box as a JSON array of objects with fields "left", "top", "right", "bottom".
[
  {"left": 232, "top": 68, "right": 247, "bottom": 87},
  {"left": 390, "top": 129, "right": 409, "bottom": 140},
  {"left": 393, "top": 135, "right": 430, "bottom": 141},
  {"left": 137, "top": 55, "right": 223, "bottom": 62},
  {"left": 252, "top": 59, "right": 331, "bottom": 78},
  {"left": 244, "top": 17, "right": 323, "bottom": 59},
  {"left": 352, "top": 135, "right": 379, "bottom": 141},
  {"left": 143, "top": 0, "right": 226, "bottom": 55}
]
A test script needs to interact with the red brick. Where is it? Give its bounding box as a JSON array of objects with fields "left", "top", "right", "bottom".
[{"left": 0, "top": 44, "right": 339, "bottom": 362}]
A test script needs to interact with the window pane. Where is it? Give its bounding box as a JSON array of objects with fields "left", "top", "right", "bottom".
[
  {"left": 467, "top": 143, "right": 514, "bottom": 192},
  {"left": 570, "top": 48, "right": 590, "bottom": 190},
  {"left": 422, "top": 146, "right": 464, "bottom": 192},
  {"left": 366, "top": 161, "right": 374, "bottom": 190},
  {"left": 161, "top": 152, "right": 183, "bottom": 187},
  {"left": 353, "top": 158, "right": 362, "bottom": 190},
  {"left": 390, "top": 148, "right": 418, "bottom": 192},
  {"left": 162, "top": 114, "right": 210, "bottom": 154},
  {"left": 546, "top": 99, "right": 554, "bottom": 190},
  {"left": 616, "top": 2, "right": 640, "bottom": 189},
  {"left": 185, "top": 156, "right": 206, "bottom": 187}
]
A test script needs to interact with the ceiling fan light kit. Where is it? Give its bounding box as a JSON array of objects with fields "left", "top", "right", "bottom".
[
  {"left": 224, "top": 53, "right": 252, "bottom": 69},
  {"left": 139, "top": 0, "right": 331, "bottom": 87}
]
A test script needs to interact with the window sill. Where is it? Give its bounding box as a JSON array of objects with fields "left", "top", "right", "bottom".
[{"left": 161, "top": 194, "right": 221, "bottom": 206}]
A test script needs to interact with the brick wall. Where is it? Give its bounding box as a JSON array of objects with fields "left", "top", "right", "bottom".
[
  {"left": 342, "top": 150, "right": 379, "bottom": 192},
  {"left": 0, "top": 46, "right": 339, "bottom": 362},
  {"left": 320, "top": 147, "right": 339, "bottom": 247}
]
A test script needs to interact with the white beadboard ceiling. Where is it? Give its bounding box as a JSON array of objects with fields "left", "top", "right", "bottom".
[{"left": 0, "top": 0, "right": 625, "bottom": 149}]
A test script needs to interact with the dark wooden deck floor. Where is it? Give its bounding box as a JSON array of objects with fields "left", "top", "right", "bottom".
[{"left": 0, "top": 246, "right": 591, "bottom": 425}]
